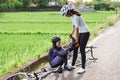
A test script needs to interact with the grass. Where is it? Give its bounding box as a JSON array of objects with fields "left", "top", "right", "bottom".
[
  {"left": 0, "top": 11, "right": 120, "bottom": 76},
  {"left": 0, "top": 33, "right": 69, "bottom": 74}
]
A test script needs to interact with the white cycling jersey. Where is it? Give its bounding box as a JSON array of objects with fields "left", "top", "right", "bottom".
[{"left": 71, "top": 14, "right": 89, "bottom": 33}]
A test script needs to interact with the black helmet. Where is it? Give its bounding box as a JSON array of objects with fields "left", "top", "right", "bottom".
[{"left": 51, "top": 36, "right": 61, "bottom": 44}]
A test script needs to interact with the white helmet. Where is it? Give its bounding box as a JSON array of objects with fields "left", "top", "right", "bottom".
[{"left": 60, "top": 4, "right": 73, "bottom": 16}]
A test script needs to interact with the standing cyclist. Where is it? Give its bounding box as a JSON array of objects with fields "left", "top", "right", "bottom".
[{"left": 60, "top": 5, "right": 90, "bottom": 74}]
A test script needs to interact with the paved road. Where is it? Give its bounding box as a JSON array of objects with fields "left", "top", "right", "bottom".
[{"left": 36, "top": 21, "right": 120, "bottom": 80}]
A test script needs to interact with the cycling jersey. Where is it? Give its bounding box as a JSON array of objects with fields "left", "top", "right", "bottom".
[{"left": 71, "top": 14, "right": 89, "bottom": 33}]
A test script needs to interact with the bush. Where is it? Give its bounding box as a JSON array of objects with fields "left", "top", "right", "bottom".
[
  {"left": 14, "top": 1, "right": 23, "bottom": 8},
  {"left": 94, "top": 2, "right": 107, "bottom": 10},
  {"left": 0, "top": 2, "right": 15, "bottom": 10},
  {"left": 94, "top": 1, "right": 117, "bottom": 11},
  {"left": 0, "top": 0, "right": 8, "bottom": 3},
  {"left": 37, "top": 0, "right": 49, "bottom": 7},
  {"left": 22, "top": 0, "right": 31, "bottom": 8}
]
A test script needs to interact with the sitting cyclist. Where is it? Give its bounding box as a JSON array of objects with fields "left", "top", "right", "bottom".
[{"left": 48, "top": 36, "right": 75, "bottom": 71}]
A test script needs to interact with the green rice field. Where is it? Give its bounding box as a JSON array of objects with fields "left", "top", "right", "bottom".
[{"left": 0, "top": 11, "right": 120, "bottom": 76}]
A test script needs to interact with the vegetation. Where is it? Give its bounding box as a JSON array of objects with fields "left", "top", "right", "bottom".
[
  {"left": 94, "top": 1, "right": 120, "bottom": 11},
  {"left": 0, "top": 0, "right": 120, "bottom": 11},
  {"left": 0, "top": 0, "right": 64, "bottom": 10}
]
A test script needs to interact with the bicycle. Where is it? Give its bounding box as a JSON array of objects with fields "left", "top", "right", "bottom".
[
  {"left": 5, "top": 66, "right": 63, "bottom": 80},
  {"left": 67, "top": 45, "right": 98, "bottom": 66}
]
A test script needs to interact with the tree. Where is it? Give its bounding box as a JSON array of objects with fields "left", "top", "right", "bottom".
[
  {"left": 37, "top": 0, "right": 49, "bottom": 7},
  {"left": 21, "top": 0, "right": 32, "bottom": 8},
  {"left": 0, "top": 0, "right": 8, "bottom": 3}
]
